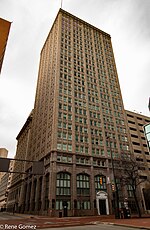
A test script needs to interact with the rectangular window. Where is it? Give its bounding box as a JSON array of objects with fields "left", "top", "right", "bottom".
[
  {"left": 68, "top": 124, "right": 72, "bottom": 130},
  {"left": 57, "top": 155, "right": 61, "bottom": 161},
  {"left": 63, "top": 133, "right": 67, "bottom": 139},
  {"left": 63, "top": 114, "right": 67, "bottom": 119},
  {"left": 63, "top": 123, "right": 67, "bottom": 128},
  {"left": 68, "top": 134, "right": 72, "bottom": 140},
  {"left": 76, "top": 145, "right": 79, "bottom": 152},
  {"left": 68, "top": 114, "right": 72, "bottom": 120},
  {"left": 68, "top": 145, "right": 72, "bottom": 152},
  {"left": 57, "top": 143, "right": 61, "bottom": 150},
  {"left": 85, "top": 147, "right": 88, "bottom": 154},
  {"left": 80, "top": 146, "right": 84, "bottom": 153},
  {"left": 68, "top": 156, "right": 72, "bottom": 162},
  {"left": 62, "top": 156, "right": 67, "bottom": 162},
  {"left": 63, "top": 144, "right": 67, "bottom": 151}
]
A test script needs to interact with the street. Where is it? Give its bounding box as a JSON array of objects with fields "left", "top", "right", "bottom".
[
  {"left": 0, "top": 212, "right": 150, "bottom": 230},
  {"left": 0, "top": 212, "right": 26, "bottom": 220},
  {"left": 38, "top": 224, "right": 143, "bottom": 230}
]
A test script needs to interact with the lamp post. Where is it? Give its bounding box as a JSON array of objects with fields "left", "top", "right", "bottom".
[{"left": 106, "top": 136, "right": 120, "bottom": 219}]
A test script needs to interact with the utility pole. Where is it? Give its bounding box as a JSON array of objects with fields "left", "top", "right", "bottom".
[{"left": 106, "top": 136, "right": 120, "bottom": 219}]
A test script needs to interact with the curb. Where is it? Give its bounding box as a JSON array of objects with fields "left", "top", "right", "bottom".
[
  {"left": 110, "top": 223, "right": 150, "bottom": 230},
  {"left": 87, "top": 221, "right": 150, "bottom": 230}
]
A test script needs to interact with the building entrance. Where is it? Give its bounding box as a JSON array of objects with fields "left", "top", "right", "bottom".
[
  {"left": 96, "top": 191, "right": 109, "bottom": 215},
  {"left": 99, "top": 199, "right": 106, "bottom": 215}
]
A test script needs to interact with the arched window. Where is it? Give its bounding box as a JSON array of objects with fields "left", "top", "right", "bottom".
[
  {"left": 56, "top": 172, "right": 71, "bottom": 210},
  {"left": 56, "top": 172, "right": 71, "bottom": 195},
  {"left": 77, "top": 174, "right": 90, "bottom": 195},
  {"left": 95, "top": 175, "right": 106, "bottom": 193}
]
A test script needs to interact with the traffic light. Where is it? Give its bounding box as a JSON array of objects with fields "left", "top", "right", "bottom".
[
  {"left": 5, "top": 191, "right": 8, "bottom": 197},
  {"left": 111, "top": 183, "right": 115, "bottom": 191},
  {"left": 99, "top": 177, "right": 103, "bottom": 185}
]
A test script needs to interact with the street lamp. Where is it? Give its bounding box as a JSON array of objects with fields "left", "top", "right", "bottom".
[{"left": 106, "top": 136, "right": 120, "bottom": 219}]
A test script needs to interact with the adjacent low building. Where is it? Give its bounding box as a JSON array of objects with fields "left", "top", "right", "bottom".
[
  {"left": 126, "top": 110, "right": 150, "bottom": 212},
  {"left": 7, "top": 111, "right": 33, "bottom": 212},
  {"left": 144, "top": 123, "right": 150, "bottom": 151}
]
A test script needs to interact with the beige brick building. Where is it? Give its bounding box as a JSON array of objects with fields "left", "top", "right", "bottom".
[
  {"left": 125, "top": 110, "right": 150, "bottom": 212},
  {"left": 7, "top": 111, "right": 33, "bottom": 212},
  {"left": 8, "top": 9, "right": 149, "bottom": 216}
]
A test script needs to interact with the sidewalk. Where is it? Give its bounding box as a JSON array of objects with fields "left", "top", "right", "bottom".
[
  {"left": 35, "top": 215, "right": 150, "bottom": 229},
  {"left": 101, "top": 216, "right": 150, "bottom": 229},
  {"left": 1, "top": 213, "right": 150, "bottom": 229}
]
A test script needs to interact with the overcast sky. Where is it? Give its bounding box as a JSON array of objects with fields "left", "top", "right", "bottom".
[{"left": 0, "top": 0, "right": 150, "bottom": 158}]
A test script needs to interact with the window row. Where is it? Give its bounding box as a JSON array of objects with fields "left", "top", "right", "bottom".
[{"left": 56, "top": 173, "right": 107, "bottom": 196}]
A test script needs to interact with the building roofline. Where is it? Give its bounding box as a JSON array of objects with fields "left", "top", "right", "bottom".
[
  {"left": 41, "top": 8, "right": 110, "bottom": 53},
  {"left": 0, "top": 18, "right": 11, "bottom": 24},
  {"left": 125, "top": 109, "right": 150, "bottom": 120},
  {"left": 59, "top": 8, "right": 110, "bottom": 37},
  {"left": 16, "top": 110, "right": 33, "bottom": 140}
]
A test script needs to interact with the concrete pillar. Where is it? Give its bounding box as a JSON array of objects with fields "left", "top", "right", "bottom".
[
  {"left": 90, "top": 164, "right": 95, "bottom": 215},
  {"left": 18, "top": 180, "right": 27, "bottom": 213},
  {"left": 72, "top": 155, "right": 77, "bottom": 216},
  {"left": 41, "top": 175, "right": 46, "bottom": 212},
  {"left": 45, "top": 173, "right": 50, "bottom": 212},
  {"left": 35, "top": 176, "right": 40, "bottom": 212},
  {"left": 29, "top": 176, "right": 37, "bottom": 212},
  {"left": 36, "top": 176, "right": 43, "bottom": 212},
  {"left": 25, "top": 180, "right": 32, "bottom": 211},
  {"left": 49, "top": 159, "right": 57, "bottom": 216}
]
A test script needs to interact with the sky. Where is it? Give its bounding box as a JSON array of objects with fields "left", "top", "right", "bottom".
[{"left": 0, "top": 0, "right": 150, "bottom": 158}]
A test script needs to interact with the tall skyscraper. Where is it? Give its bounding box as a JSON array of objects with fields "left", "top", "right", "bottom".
[
  {"left": 28, "top": 9, "right": 132, "bottom": 162},
  {"left": 9, "top": 9, "right": 143, "bottom": 216}
]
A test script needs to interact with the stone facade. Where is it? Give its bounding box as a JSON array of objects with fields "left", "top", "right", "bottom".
[
  {"left": 7, "top": 111, "right": 33, "bottom": 212},
  {"left": 7, "top": 9, "right": 149, "bottom": 216}
]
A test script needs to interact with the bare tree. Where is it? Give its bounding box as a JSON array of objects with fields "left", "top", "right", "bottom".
[
  {"left": 120, "top": 156, "right": 149, "bottom": 218},
  {"left": 143, "top": 183, "right": 150, "bottom": 211}
]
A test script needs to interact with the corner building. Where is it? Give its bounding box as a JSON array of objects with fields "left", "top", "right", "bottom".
[{"left": 21, "top": 9, "right": 133, "bottom": 216}]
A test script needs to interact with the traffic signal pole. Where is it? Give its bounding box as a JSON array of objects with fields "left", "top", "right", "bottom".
[{"left": 106, "top": 136, "right": 120, "bottom": 219}]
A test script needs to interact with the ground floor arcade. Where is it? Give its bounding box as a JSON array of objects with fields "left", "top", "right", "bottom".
[{"left": 7, "top": 152, "right": 144, "bottom": 217}]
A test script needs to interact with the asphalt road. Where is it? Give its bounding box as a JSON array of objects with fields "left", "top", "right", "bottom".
[
  {"left": 38, "top": 224, "right": 142, "bottom": 230},
  {"left": 0, "top": 212, "right": 149, "bottom": 230},
  {"left": 0, "top": 212, "right": 25, "bottom": 220}
]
